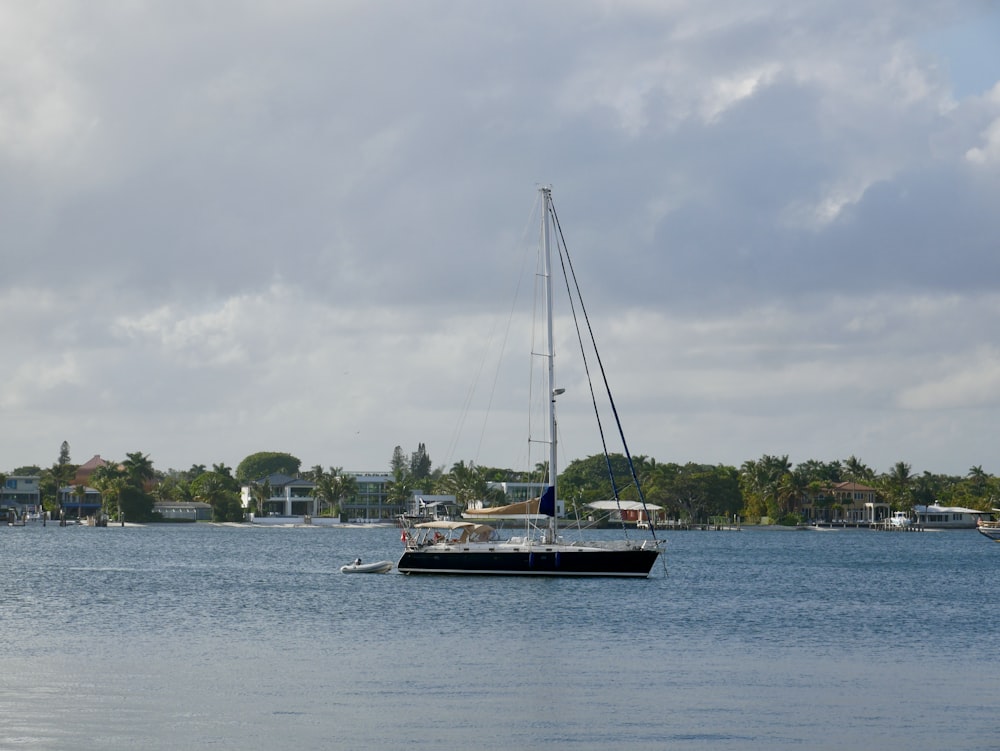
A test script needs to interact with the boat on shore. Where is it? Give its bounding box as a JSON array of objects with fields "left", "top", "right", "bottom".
[{"left": 396, "top": 187, "right": 663, "bottom": 577}]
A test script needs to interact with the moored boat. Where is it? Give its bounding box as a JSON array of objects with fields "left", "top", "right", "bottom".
[
  {"left": 888, "top": 511, "right": 912, "bottom": 528},
  {"left": 396, "top": 187, "right": 663, "bottom": 578},
  {"left": 913, "top": 503, "right": 991, "bottom": 529},
  {"left": 977, "top": 512, "right": 1000, "bottom": 541},
  {"left": 399, "top": 520, "right": 660, "bottom": 576}
]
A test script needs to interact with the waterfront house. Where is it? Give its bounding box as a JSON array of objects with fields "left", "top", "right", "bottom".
[
  {"left": 800, "top": 481, "right": 883, "bottom": 523},
  {"left": 73, "top": 455, "right": 110, "bottom": 486},
  {"left": 58, "top": 485, "right": 103, "bottom": 518},
  {"left": 339, "top": 471, "right": 395, "bottom": 522},
  {"left": 240, "top": 474, "right": 317, "bottom": 517},
  {"left": 1, "top": 475, "right": 42, "bottom": 515}
]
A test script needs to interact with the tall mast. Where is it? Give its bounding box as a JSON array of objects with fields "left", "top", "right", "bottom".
[{"left": 541, "top": 186, "right": 558, "bottom": 540}]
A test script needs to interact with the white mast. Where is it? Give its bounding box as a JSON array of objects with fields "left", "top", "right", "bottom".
[{"left": 541, "top": 186, "right": 559, "bottom": 542}]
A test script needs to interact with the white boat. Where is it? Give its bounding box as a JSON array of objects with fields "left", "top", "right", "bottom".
[
  {"left": 397, "top": 187, "right": 663, "bottom": 577},
  {"left": 340, "top": 559, "right": 393, "bottom": 574},
  {"left": 913, "top": 503, "right": 991, "bottom": 529},
  {"left": 977, "top": 511, "right": 1000, "bottom": 541},
  {"left": 888, "top": 511, "right": 912, "bottom": 528}
]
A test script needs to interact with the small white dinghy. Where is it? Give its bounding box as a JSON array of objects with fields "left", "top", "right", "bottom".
[{"left": 340, "top": 559, "right": 393, "bottom": 574}]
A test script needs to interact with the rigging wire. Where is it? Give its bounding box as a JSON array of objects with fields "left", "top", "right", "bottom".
[{"left": 548, "top": 196, "right": 661, "bottom": 547}]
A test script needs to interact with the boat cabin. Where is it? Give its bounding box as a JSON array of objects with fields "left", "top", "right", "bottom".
[
  {"left": 405, "top": 521, "right": 497, "bottom": 547},
  {"left": 913, "top": 503, "right": 990, "bottom": 529}
]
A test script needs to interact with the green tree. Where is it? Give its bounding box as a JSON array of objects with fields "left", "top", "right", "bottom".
[
  {"left": 879, "top": 461, "right": 913, "bottom": 510},
  {"left": 235, "top": 452, "right": 301, "bottom": 483},
  {"left": 249, "top": 478, "right": 272, "bottom": 517},
  {"left": 119, "top": 485, "right": 155, "bottom": 522},
  {"left": 669, "top": 463, "right": 741, "bottom": 523},
  {"left": 49, "top": 441, "right": 76, "bottom": 512},
  {"left": 185, "top": 464, "right": 207, "bottom": 481},
  {"left": 191, "top": 470, "right": 243, "bottom": 522},
  {"left": 843, "top": 455, "right": 875, "bottom": 484},
  {"left": 434, "top": 460, "right": 505, "bottom": 507},
  {"left": 390, "top": 446, "right": 408, "bottom": 478},
  {"left": 739, "top": 455, "right": 792, "bottom": 521},
  {"left": 91, "top": 462, "right": 128, "bottom": 520},
  {"left": 386, "top": 472, "right": 415, "bottom": 508},
  {"left": 310, "top": 469, "right": 333, "bottom": 515},
  {"left": 409, "top": 443, "right": 433, "bottom": 482},
  {"left": 559, "top": 453, "right": 638, "bottom": 505},
  {"left": 310, "top": 468, "right": 356, "bottom": 517},
  {"left": 123, "top": 452, "right": 156, "bottom": 490}
]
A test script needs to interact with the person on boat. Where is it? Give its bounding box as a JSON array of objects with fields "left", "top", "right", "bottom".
[{"left": 353, "top": 557, "right": 362, "bottom": 566}]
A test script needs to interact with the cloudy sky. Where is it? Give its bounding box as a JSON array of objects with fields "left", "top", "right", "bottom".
[{"left": 3, "top": 1, "right": 1000, "bottom": 478}]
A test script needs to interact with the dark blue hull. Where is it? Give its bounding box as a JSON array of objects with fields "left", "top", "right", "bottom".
[{"left": 396, "top": 547, "right": 659, "bottom": 577}]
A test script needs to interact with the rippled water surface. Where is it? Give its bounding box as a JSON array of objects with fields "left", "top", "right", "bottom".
[{"left": 1, "top": 523, "right": 996, "bottom": 750}]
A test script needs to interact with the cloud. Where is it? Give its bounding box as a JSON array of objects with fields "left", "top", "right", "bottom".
[
  {"left": 964, "top": 82, "right": 1000, "bottom": 163},
  {"left": 898, "top": 346, "right": 1000, "bottom": 410},
  {"left": 3, "top": 1, "right": 1000, "bottom": 477}
]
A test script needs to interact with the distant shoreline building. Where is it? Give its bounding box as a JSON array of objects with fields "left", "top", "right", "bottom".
[{"left": 1, "top": 475, "right": 41, "bottom": 515}]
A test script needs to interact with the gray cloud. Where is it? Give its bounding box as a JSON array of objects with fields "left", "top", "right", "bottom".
[{"left": 3, "top": 1, "right": 1000, "bottom": 476}]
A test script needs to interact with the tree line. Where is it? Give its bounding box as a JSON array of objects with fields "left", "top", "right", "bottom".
[{"left": 5, "top": 442, "right": 997, "bottom": 524}]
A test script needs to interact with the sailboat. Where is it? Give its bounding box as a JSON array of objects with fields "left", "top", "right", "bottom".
[{"left": 396, "top": 187, "right": 663, "bottom": 577}]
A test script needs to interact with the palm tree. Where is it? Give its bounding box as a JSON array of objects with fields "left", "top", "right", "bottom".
[
  {"left": 739, "top": 454, "right": 792, "bottom": 520},
  {"left": 386, "top": 473, "right": 415, "bottom": 508},
  {"left": 91, "top": 462, "right": 128, "bottom": 520},
  {"left": 777, "top": 472, "right": 807, "bottom": 518},
  {"left": 881, "top": 461, "right": 913, "bottom": 510},
  {"left": 843, "top": 455, "right": 875, "bottom": 484},
  {"left": 435, "top": 460, "right": 505, "bottom": 508},
  {"left": 123, "top": 452, "right": 156, "bottom": 490},
  {"left": 249, "top": 479, "right": 272, "bottom": 518},
  {"left": 73, "top": 484, "right": 88, "bottom": 519},
  {"left": 308, "top": 467, "right": 356, "bottom": 517},
  {"left": 967, "top": 465, "right": 988, "bottom": 497}
]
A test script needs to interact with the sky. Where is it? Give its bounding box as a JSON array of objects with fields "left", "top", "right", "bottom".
[{"left": 3, "top": 1, "right": 1000, "bottom": 479}]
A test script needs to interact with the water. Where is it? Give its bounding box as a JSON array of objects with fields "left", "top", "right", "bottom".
[{"left": 1, "top": 523, "right": 996, "bottom": 750}]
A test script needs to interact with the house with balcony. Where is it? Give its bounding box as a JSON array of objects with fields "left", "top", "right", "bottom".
[
  {"left": 339, "top": 472, "right": 396, "bottom": 522},
  {"left": 2, "top": 475, "right": 42, "bottom": 515},
  {"left": 800, "top": 481, "right": 884, "bottom": 523},
  {"left": 58, "top": 485, "right": 103, "bottom": 519},
  {"left": 240, "top": 474, "right": 317, "bottom": 517}
]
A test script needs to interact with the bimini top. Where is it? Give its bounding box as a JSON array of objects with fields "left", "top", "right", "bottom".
[
  {"left": 587, "top": 501, "right": 663, "bottom": 512},
  {"left": 410, "top": 520, "right": 495, "bottom": 543},
  {"left": 414, "top": 520, "right": 481, "bottom": 530}
]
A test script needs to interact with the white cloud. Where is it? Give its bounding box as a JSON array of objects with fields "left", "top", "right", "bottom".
[
  {"left": 700, "top": 64, "right": 781, "bottom": 123},
  {"left": 0, "top": 5, "right": 97, "bottom": 177},
  {"left": 965, "top": 116, "right": 1000, "bottom": 164},
  {"left": 898, "top": 347, "right": 1000, "bottom": 410},
  {"left": 3, "top": 1, "right": 1000, "bottom": 477}
]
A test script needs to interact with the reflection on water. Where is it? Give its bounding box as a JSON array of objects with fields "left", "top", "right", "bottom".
[{"left": 0, "top": 524, "right": 996, "bottom": 750}]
